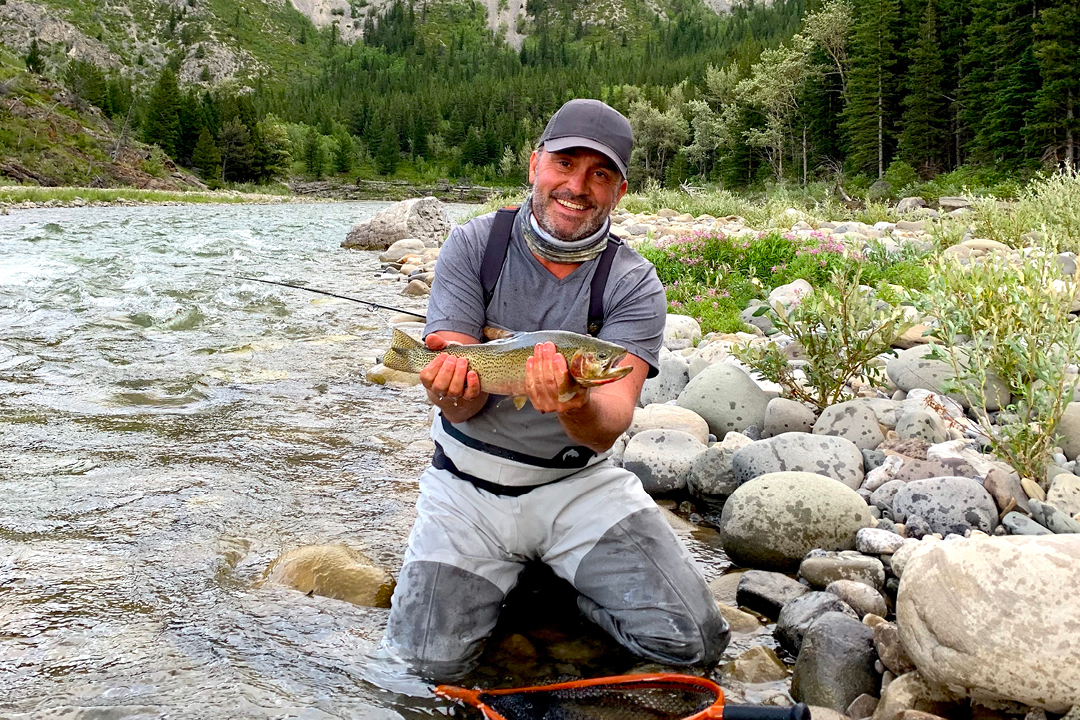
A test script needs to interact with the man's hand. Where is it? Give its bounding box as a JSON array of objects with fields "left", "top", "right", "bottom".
[
  {"left": 525, "top": 342, "right": 588, "bottom": 414},
  {"left": 420, "top": 332, "right": 487, "bottom": 422}
]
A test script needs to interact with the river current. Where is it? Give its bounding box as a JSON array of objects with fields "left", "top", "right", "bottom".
[{"left": 0, "top": 201, "right": 737, "bottom": 719}]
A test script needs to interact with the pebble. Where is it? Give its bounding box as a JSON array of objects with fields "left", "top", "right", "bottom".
[
  {"left": 826, "top": 580, "right": 888, "bottom": 619},
  {"left": 855, "top": 527, "right": 908, "bottom": 555}
]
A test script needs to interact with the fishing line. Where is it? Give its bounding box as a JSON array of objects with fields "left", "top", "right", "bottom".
[{"left": 233, "top": 276, "right": 427, "bottom": 320}]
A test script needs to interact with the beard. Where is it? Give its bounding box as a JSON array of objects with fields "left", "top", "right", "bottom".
[{"left": 530, "top": 188, "right": 612, "bottom": 242}]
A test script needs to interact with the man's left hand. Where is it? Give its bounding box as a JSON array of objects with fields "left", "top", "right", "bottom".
[{"left": 525, "top": 342, "right": 588, "bottom": 414}]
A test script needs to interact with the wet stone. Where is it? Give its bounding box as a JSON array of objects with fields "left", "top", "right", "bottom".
[
  {"left": 799, "top": 550, "right": 886, "bottom": 591},
  {"left": 775, "top": 591, "right": 858, "bottom": 655},
  {"left": 791, "top": 612, "right": 879, "bottom": 713},
  {"left": 725, "top": 646, "right": 789, "bottom": 684},
  {"left": 736, "top": 570, "right": 811, "bottom": 620},
  {"left": 826, "top": 579, "right": 888, "bottom": 619},
  {"left": 892, "top": 476, "right": 999, "bottom": 534}
]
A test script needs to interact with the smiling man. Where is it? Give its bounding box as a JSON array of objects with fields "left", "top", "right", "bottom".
[{"left": 378, "top": 99, "right": 729, "bottom": 682}]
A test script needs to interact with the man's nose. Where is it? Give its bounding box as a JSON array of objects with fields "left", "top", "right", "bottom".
[{"left": 564, "top": 166, "right": 590, "bottom": 196}]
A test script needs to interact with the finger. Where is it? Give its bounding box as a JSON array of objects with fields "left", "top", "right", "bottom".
[
  {"left": 463, "top": 370, "right": 481, "bottom": 399},
  {"left": 431, "top": 354, "right": 458, "bottom": 393},
  {"left": 446, "top": 357, "right": 469, "bottom": 397},
  {"left": 419, "top": 354, "right": 447, "bottom": 388},
  {"left": 424, "top": 334, "right": 447, "bottom": 351}
]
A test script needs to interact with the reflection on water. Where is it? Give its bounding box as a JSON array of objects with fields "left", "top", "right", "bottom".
[{"left": 0, "top": 202, "right": 761, "bottom": 719}]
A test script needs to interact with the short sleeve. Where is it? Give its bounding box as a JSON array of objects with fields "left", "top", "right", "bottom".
[
  {"left": 597, "top": 253, "right": 667, "bottom": 378},
  {"left": 424, "top": 219, "right": 490, "bottom": 341}
]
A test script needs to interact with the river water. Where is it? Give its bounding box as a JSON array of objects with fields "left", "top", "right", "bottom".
[{"left": 0, "top": 201, "right": 742, "bottom": 720}]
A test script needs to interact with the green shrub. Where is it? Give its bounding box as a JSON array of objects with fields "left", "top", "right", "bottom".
[{"left": 883, "top": 160, "right": 918, "bottom": 196}]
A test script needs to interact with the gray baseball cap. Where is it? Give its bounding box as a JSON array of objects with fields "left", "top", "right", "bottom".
[{"left": 538, "top": 99, "right": 633, "bottom": 178}]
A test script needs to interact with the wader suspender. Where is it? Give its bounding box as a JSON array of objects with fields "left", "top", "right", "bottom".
[{"left": 480, "top": 206, "right": 621, "bottom": 337}]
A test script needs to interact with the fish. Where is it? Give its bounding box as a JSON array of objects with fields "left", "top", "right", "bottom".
[{"left": 382, "top": 328, "right": 634, "bottom": 409}]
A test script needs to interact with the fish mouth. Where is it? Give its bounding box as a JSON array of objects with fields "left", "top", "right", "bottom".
[{"left": 572, "top": 351, "right": 633, "bottom": 387}]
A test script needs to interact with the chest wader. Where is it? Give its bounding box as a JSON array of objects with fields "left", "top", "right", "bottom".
[{"left": 430, "top": 206, "right": 623, "bottom": 497}]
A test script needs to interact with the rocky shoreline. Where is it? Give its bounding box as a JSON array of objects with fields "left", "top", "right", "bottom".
[{"left": 353, "top": 196, "right": 1080, "bottom": 718}]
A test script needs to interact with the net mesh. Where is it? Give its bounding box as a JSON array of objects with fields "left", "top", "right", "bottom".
[{"left": 477, "top": 681, "right": 719, "bottom": 720}]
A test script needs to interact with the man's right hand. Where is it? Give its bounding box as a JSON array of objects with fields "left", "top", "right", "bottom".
[{"left": 420, "top": 332, "right": 486, "bottom": 421}]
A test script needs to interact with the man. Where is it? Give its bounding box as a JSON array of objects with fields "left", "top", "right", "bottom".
[{"left": 381, "top": 99, "right": 728, "bottom": 681}]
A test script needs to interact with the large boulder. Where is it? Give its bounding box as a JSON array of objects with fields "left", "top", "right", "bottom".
[
  {"left": 628, "top": 404, "right": 710, "bottom": 445},
  {"left": 732, "top": 432, "right": 865, "bottom": 489},
  {"left": 897, "top": 534, "right": 1080, "bottom": 711},
  {"left": 813, "top": 401, "right": 886, "bottom": 450},
  {"left": 622, "top": 429, "right": 706, "bottom": 494},
  {"left": 886, "top": 346, "right": 1009, "bottom": 410},
  {"left": 719, "top": 471, "right": 875, "bottom": 571},
  {"left": 676, "top": 363, "right": 770, "bottom": 439},
  {"left": 343, "top": 197, "right": 452, "bottom": 250},
  {"left": 891, "top": 476, "right": 999, "bottom": 535},
  {"left": 640, "top": 351, "right": 690, "bottom": 405},
  {"left": 791, "top": 612, "right": 879, "bottom": 713},
  {"left": 687, "top": 431, "right": 754, "bottom": 502}
]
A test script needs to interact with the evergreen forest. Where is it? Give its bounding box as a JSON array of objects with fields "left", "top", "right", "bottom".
[{"left": 31, "top": 0, "right": 1080, "bottom": 191}]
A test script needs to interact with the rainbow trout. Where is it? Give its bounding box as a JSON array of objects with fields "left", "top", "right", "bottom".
[{"left": 383, "top": 328, "right": 633, "bottom": 408}]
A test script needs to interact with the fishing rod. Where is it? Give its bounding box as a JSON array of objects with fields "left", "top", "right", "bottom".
[{"left": 235, "top": 276, "right": 426, "bottom": 320}]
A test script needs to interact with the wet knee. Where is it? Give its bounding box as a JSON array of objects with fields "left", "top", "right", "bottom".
[{"left": 632, "top": 604, "right": 730, "bottom": 666}]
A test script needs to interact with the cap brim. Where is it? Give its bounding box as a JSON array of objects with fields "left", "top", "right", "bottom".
[{"left": 542, "top": 137, "right": 627, "bottom": 179}]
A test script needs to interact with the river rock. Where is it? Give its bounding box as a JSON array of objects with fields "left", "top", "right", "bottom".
[
  {"left": 983, "top": 467, "right": 1031, "bottom": 515},
  {"left": 870, "top": 672, "right": 961, "bottom": 720},
  {"left": 897, "top": 534, "right": 1080, "bottom": 711},
  {"left": 856, "top": 527, "right": 909, "bottom": 555},
  {"left": 897, "top": 197, "right": 927, "bottom": 214},
  {"left": 688, "top": 431, "right": 754, "bottom": 501},
  {"left": 343, "top": 196, "right": 451, "bottom": 250},
  {"left": 717, "top": 602, "right": 762, "bottom": 634},
  {"left": 763, "top": 397, "right": 816, "bottom": 437},
  {"left": 791, "top": 612, "right": 879, "bottom": 713},
  {"left": 800, "top": 550, "right": 885, "bottom": 590},
  {"left": 732, "top": 432, "right": 865, "bottom": 489},
  {"left": 1001, "top": 511, "right": 1052, "bottom": 535},
  {"left": 725, "top": 646, "right": 789, "bottom": 684},
  {"left": 891, "top": 477, "right": 998, "bottom": 534},
  {"left": 736, "top": 569, "right": 811, "bottom": 619},
  {"left": 768, "top": 278, "right": 813, "bottom": 308},
  {"left": 826, "top": 580, "right": 888, "bottom": 619},
  {"left": 813, "top": 401, "right": 886, "bottom": 450},
  {"left": 688, "top": 340, "right": 731, "bottom": 379},
  {"left": 873, "top": 620, "right": 916, "bottom": 676},
  {"left": 262, "top": 545, "right": 396, "bottom": 607},
  {"left": 886, "top": 346, "right": 1009, "bottom": 411},
  {"left": 893, "top": 457, "right": 976, "bottom": 482},
  {"left": 378, "top": 238, "right": 427, "bottom": 263},
  {"left": 894, "top": 411, "right": 947, "bottom": 444},
  {"left": 1048, "top": 472, "right": 1080, "bottom": 516},
  {"left": 664, "top": 314, "right": 702, "bottom": 350},
  {"left": 1056, "top": 402, "right": 1080, "bottom": 460},
  {"left": 889, "top": 536, "right": 940, "bottom": 579},
  {"left": 719, "top": 471, "right": 875, "bottom": 571},
  {"left": 708, "top": 569, "right": 746, "bottom": 605},
  {"left": 870, "top": 479, "right": 906, "bottom": 515},
  {"left": 640, "top": 351, "right": 690, "bottom": 405},
  {"left": 401, "top": 279, "right": 430, "bottom": 296},
  {"left": 623, "top": 429, "right": 706, "bottom": 494},
  {"left": 1028, "top": 498, "right": 1080, "bottom": 533},
  {"left": 775, "top": 591, "right": 858, "bottom": 655},
  {"left": 366, "top": 363, "right": 422, "bottom": 386},
  {"left": 677, "top": 363, "right": 770, "bottom": 438},
  {"left": 629, "top": 404, "right": 710, "bottom": 444}
]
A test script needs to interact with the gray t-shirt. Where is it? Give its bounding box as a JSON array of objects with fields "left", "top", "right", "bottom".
[{"left": 425, "top": 209, "right": 667, "bottom": 460}]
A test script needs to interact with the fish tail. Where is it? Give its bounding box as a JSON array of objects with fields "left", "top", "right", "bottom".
[{"left": 383, "top": 328, "right": 428, "bottom": 372}]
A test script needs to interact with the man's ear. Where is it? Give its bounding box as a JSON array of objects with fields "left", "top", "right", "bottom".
[
  {"left": 614, "top": 177, "right": 628, "bottom": 206},
  {"left": 528, "top": 149, "right": 540, "bottom": 184}
]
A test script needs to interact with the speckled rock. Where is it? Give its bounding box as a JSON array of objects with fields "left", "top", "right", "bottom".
[
  {"left": 776, "top": 591, "right": 858, "bottom": 654},
  {"left": 814, "top": 401, "right": 886, "bottom": 450},
  {"left": 763, "top": 397, "right": 817, "bottom": 437},
  {"left": 1028, "top": 498, "right": 1080, "bottom": 533},
  {"left": 799, "top": 550, "right": 886, "bottom": 590},
  {"left": 719, "top": 471, "right": 876, "bottom": 571},
  {"left": 623, "top": 429, "right": 707, "bottom": 494},
  {"left": 893, "top": 457, "right": 977, "bottom": 482},
  {"left": 1057, "top": 402, "right": 1080, "bottom": 461},
  {"left": 664, "top": 314, "right": 703, "bottom": 350},
  {"left": 897, "top": 535, "right": 1080, "bottom": 711},
  {"left": 894, "top": 410, "right": 947, "bottom": 444},
  {"left": 629, "top": 404, "right": 710, "bottom": 444},
  {"left": 886, "top": 346, "right": 1009, "bottom": 411},
  {"left": 891, "top": 477, "right": 999, "bottom": 534},
  {"left": 1048, "top": 472, "right": 1080, "bottom": 516},
  {"left": 857, "top": 527, "right": 909, "bottom": 554},
  {"left": 826, "top": 579, "right": 889, "bottom": 619},
  {"left": 677, "top": 363, "right": 771, "bottom": 438},
  {"left": 1002, "top": 511, "right": 1052, "bottom": 535},
  {"left": 792, "top": 612, "right": 879, "bottom": 713},
  {"left": 732, "top": 432, "right": 865, "bottom": 489},
  {"left": 736, "top": 569, "right": 811, "bottom": 619},
  {"left": 870, "top": 479, "right": 907, "bottom": 514},
  {"left": 688, "top": 340, "right": 732, "bottom": 379},
  {"left": 687, "top": 431, "right": 754, "bottom": 501},
  {"left": 640, "top": 351, "right": 690, "bottom": 405}
]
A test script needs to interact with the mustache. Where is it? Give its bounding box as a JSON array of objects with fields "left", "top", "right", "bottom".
[{"left": 548, "top": 192, "right": 595, "bottom": 209}]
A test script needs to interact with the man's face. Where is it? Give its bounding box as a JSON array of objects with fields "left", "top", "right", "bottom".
[{"left": 528, "top": 147, "right": 628, "bottom": 243}]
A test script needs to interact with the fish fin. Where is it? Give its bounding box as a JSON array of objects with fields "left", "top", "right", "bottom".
[
  {"left": 512, "top": 395, "right": 528, "bottom": 410},
  {"left": 483, "top": 327, "right": 516, "bottom": 341},
  {"left": 558, "top": 388, "right": 585, "bottom": 403},
  {"left": 390, "top": 327, "right": 423, "bottom": 350},
  {"left": 383, "top": 328, "right": 423, "bottom": 372}
]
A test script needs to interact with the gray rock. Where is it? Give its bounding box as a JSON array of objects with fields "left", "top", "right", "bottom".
[
  {"left": 719, "top": 472, "right": 875, "bottom": 571},
  {"left": 983, "top": 467, "right": 1031, "bottom": 515},
  {"left": 826, "top": 580, "right": 888, "bottom": 619},
  {"left": 1058, "top": 252, "right": 1078, "bottom": 278},
  {"left": 904, "top": 514, "right": 934, "bottom": 539},
  {"left": 732, "top": 432, "right": 865, "bottom": 489},
  {"left": 897, "top": 197, "right": 927, "bottom": 214},
  {"left": 892, "top": 477, "right": 999, "bottom": 534},
  {"left": 764, "top": 397, "right": 816, "bottom": 437},
  {"left": 862, "top": 449, "right": 887, "bottom": 472},
  {"left": 688, "top": 341, "right": 731, "bottom": 379},
  {"left": 628, "top": 404, "right": 710, "bottom": 444},
  {"left": 1002, "top": 511, "right": 1052, "bottom": 536},
  {"left": 1048, "top": 472, "right": 1080, "bottom": 516},
  {"left": 378, "top": 238, "right": 427, "bottom": 263},
  {"left": 897, "top": 535, "right": 1080, "bottom": 711},
  {"left": 886, "top": 346, "right": 1009, "bottom": 411},
  {"left": 664, "top": 314, "right": 702, "bottom": 350},
  {"left": 741, "top": 303, "right": 775, "bottom": 333},
  {"left": 736, "top": 569, "right": 811, "bottom": 620},
  {"left": 800, "top": 550, "right": 886, "bottom": 590},
  {"left": 813, "top": 401, "right": 886, "bottom": 450},
  {"left": 623, "top": 429, "right": 706, "bottom": 494},
  {"left": 676, "top": 363, "right": 770, "bottom": 439},
  {"left": 343, "top": 196, "right": 451, "bottom": 250},
  {"left": 938, "top": 196, "right": 973, "bottom": 211},
  {"left": 687, "top": 432, "right": 754, "bottom": 502},
  {"left": 894, "top": 410, "right": 947, "bottom": 444},
  {"left": 871, "top": 671, "right": 963, "bottom": 720},
  {"left": 776, "top": 591, "right": 858, "bottom": 655},
  {"left": 640, "top": 352, "right": 690, "bottom": 406},
  {"left": 856, "top": 527, "right": 909, "bottom": 555},
  {"left": 846, "top": 693, "right": 879, "bottom": 720},
  {"left": 1028, "top": 498, "right": 1080, "bottom": 533},
  {"left": 791, "top": 612, "right": 879, "bottom": 713},
  {"left": 893, "top": 457, "right": 977, "bottom": 482},
  {"left": 873, "top": 620, "right": 916, "bottom": 676},
  {"left": 870, "top": 479, "right": 907, "bottom": 514},
  {"left": 1058, "top": 402, "right": 1080, "bottom": 461}
]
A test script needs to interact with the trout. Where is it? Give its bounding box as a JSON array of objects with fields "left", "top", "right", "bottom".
[{"left": 382, "top": 328, "right": 633, "bottom": 408}]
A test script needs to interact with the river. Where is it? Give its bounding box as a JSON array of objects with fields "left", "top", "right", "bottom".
[{"left": 0, "top": 201, "right": 742, "bottom": 719}]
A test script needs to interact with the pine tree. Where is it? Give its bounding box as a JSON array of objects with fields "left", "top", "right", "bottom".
[
  {"left": 332, "top": 127, "right": 354, "bottom": 173},
  {"left": 840, "top": 0, "right": 900, "bottom": 177},
  {"left": 375, "top": 123, "right": 399, "bottom": 175},
  {"left": 1031, "top": 0, "right": 1080, "bottom": 169},
  {"left": 26, "top": 38, "right": 44, "bottom": 74},
  {"left": 191, "top": 126, "right": 221, "bottom": 180},
  {"left": 142, "top": 67, "right": 181, "bottom": 158},
  {"left": 303, "top": 125, "right": 325, "bottom": 177},
  {"left": 218, "top": 118, "right": 254, "bottom": 182},
  {"left": 898, "top": 0, "right": 950, "bottom": 174}
]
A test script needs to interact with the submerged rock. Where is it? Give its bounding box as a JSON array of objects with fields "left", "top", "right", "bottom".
[{"left": 262, "top": 544, "right": 396, "bottom": 607}]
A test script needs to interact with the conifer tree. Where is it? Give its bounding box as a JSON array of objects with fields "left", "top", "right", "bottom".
[
  {"left": 898, "top": 0, "right": 949, "bottom": 174},
  {"left": 303, "top": 125, "right": 325, "bottom": 177},
  {"left": 142, "top": 67, "right": 181, "bottom": 158},
  {"left": 840, "top": 0, "right": 900, "bottom": 177},
  {"left": 332, "top": 126, "right": 354, "bottom": 173},
  {"left": 1031, "top": 0, "right": 1080, "bottom": 169},
  {"left": 191, "top": 126, "right": 221, "bottom": 180},
  {"left": 26, "top": 38, "right": 44, "bottom": 74},
  {"left": 218, "top": 118, "right": 254, "bottom": 182},
  {"left": 375, "top": 123, "right": 399, "bottom": 175}
]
